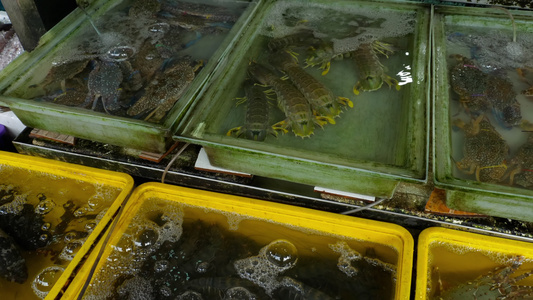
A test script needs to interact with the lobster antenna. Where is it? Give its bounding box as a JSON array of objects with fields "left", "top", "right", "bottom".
[{"left": 493, "top": 6, "right": 516, "bottom": 43}]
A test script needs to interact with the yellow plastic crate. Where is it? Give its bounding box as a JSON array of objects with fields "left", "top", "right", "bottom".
[
  {"left": 0, "top": 151, "right": 133, "bottom": 300},
  {"left": 416, "top": 227, "right": 533, "bottom": 299},
  {"left": 64, "top": 182, "right": 414, "bottom": 299}
]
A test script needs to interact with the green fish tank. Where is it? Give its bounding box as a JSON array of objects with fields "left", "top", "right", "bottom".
[
  {"left": 0, "top": 0, "right": 259, "bottom": 153},
  {"left": 433, "top": 5, "right": 533, "bottom": 221},
  {"left": 175, "top": 0, "right": 430, "bottom": 197}
]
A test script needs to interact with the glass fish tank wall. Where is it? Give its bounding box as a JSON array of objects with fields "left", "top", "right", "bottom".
[
  {"left": 2, "top": 0, "right": 251, "bottom": 123},
  {"left": 0, "top": 0, "right": 258, "bottom": 153},
  {"left": 63, "top": 183, "right": 413, "bottom": 299},
  {"left": 177, "top": 0, "right": 429, "bottom": 195},
  {"left": 433, "top": 5, "right": 533, "bottom": 221}
]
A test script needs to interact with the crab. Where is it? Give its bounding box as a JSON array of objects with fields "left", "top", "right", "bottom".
[
  {"left": 449, "top": 54, "right": 489, "bottom": 115},
  {"left": 126, "top": 55, "right": 203, "bottom": 122},
  {"left": 81, "top": 59, "right": 123, "bottom": 114},
  {"left": 437, "top": 255, "right": 533, "bottom": 300},
  {"left": 506, "top": 134, "right": 533, "bottom": 188},
  {"left": 453, "top": 115, "right": 509, "bottom": 183},
  {"left": 485, "top": 72, "right": 522, "bottom": 129},
  {"left": 39, "top": 59, "right": 91, "bottom": 94}
]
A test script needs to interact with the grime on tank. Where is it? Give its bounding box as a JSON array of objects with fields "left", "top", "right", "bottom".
[
  {"left": 225, "top": 1, "right": 416, "bottom": 140},
  {"left": 446, "top": 11, "right": 533, "bottom": 190},
  {"left": 7, "top": 0, "right": 249, "bottom": 124}
]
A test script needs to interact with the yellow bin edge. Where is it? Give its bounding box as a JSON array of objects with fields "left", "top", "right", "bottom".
[
  {"left": 415, "top": 227, "right": 533, "bottom": 299},
  {"left": 65, "top": 182, "right": 414, "bottom": 300},
  {"left": 0, "top": 151, "right": 135, "bottom": 300}
]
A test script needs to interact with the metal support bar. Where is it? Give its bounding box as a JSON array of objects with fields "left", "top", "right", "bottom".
[{"left": 0, "top": 0, "right": 45, "bottom": 51}]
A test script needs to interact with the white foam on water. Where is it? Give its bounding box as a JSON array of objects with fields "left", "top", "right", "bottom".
[
  {"left": 329, "top": 240, "right": 362, "bottom": 277},
  {"left": 234, "top": 239, "right": 298, "bottom": 295},
  {"left": 261, "top": 1, "right": 416, "bottom": 55},
  {"left": 31, "top": 266, "right": 65, "bottom": 299},
  {"left": 224, "top": 286, "right": 256, "bottom": 300},
  {"left": 224, "top": 212, "right": 245, "bottom": 231},
  {"left": 0, "top": 192, "right": 27, "bottom": 215},
  {"left": 58, "top": 239, "right": 85, "bottom": 261},
  {"left": 84, "top": 200, "right": 184, "bottom": 299},
  {"left": 116, "top": 276, "right": 154, "bottom": 300}
]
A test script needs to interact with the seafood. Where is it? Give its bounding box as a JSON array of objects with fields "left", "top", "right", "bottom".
[
  {"left": 352, "top": 41, "right": 400, "bottom": 95},
  {"left": 94, "top": 214, "right": 396, "bottom": 299},
  {"left": 247, "top": 62, "right": 319, "bottom": 138},
  {"left": 0, "top": 187, "right": 50, "bottom": 250},
  {"left": 507, "top": 134, "right": 533, "bottom": 188},
  {"left": 187, "top": 277, "right": 265, "bottom": 299},
  {"left": 485, "top": 72, "right": 521, "bottom": 128},
  {"left": 269, "top": 50, "right": 352, "bottom": 124},
  {"left": 53, "top": 89, "right": 88, "bottom": 107},
  {"left": 0, "top": 228, "right": 27, "bottom": 284},
  {"left": 436, "top": 256, "right": 533, "bottom": 300},
  {"left": 160, "top": 0, "right": 240, "bottom": 23},
  {"left": 128, "top": 0, "right": 161, "bottom": 18},
  {"left": 449, "top": 54, "right": 489, "bottom": 115},
  {"left": 127, "top": 56, "right": 203, "bottom": 122},
  {"left": 227, "top": 79, "right": 276, "bottom": 141},
  {"left": 82, "top": 59, "right": 123, "bottom": 114},
  {"left": 450, "top": 55, "right": 521, "bottom": 128},
  {"left": 39, "top": 59, "right": 90, "bottom": 93},
  {"left": 304, "top": 39, "right": 343, "bottom": 76},
  {"left": 267, "top": 29, "right": 319, "bottom": 53},
  {"left": 453, "top": 115, "right": 509, "bottom": 183},
  {"left": 273, "top": 276, "right": 335, "bottom": 300}
]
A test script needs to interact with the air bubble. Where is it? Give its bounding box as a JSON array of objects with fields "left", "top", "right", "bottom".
[
  {"left": 224, "top": 287, "right": 256, "bottom": 300},
  {"left": 64, "top": 231, "right": 78, "bottom": 242},
  {"left": 85, "top": 221, "right": 97, "bottom": 232},
  {"left": 329, "top": 241, "right": 362, "bottom": 278},
  {"left": 149, "top": 22, "right": 169, "bottom": 33},
  {"left": 176, "top": 290, "right": 203, "bottom": 300},
  {"left": 265, "top": 239, "right": 298, "bottom": 268},
  {"left": 59, "top": 240, "right": 83, "bottom": 261},
  {"left": 39, "top": 234, "right": 48, "bottom": 242},
  {"left": 134, "top": 228, "right": 159, "bottom": 248},
  {"left": 106, "top": 45, "right": 135, "bottom": 62},
  {"left": 31, "top": 266, "right": 65, "bottom": 299},
  {"left": 116, "top": 277, "right": 153, "bottom": 299},
  {"left": 154, "top": 260, "right": 169, "bottom": 272},
  {"left": 160, "top": 285, "right": 172, "bottom": 297},
  {"left": 196, "top": 261, "right": 210, "bottom": 273},
  {"left": 0, "top": 193, "right": 27, "bottom": 215},
  {"left": 73, "top": 207, "right": 88, "bottom": 217},
  {"left": 41, "top": 222, "right": 51, "bottom": 231},
  {"left": 235, "top": 239, "right": 299, "bottom": 296},
  {"left": 87, "top": 195, "right": 103, "bottom": 209}
]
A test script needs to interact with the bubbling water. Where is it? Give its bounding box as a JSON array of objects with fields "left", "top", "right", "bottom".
[
  {"left": 116, "top": 276, "right": 153, "bottom": 300},
  {"left": 265, "top": 239, "right": 298, "bottom": 268},
  {"left": 35, "top": 198, "right": 55, "bottom": 215},
  {"left": 176, "top": 290, "right": 203, "bottom": 300},
  {"left": 329, "top": 241, "right": 362, "bottom": 277},
  {"left": 83, "top": 202, "right": 184, "bottom": 299},
  {"left": 224, "top": 286, "right": 256, "bottom": 300},
  {"left": 234, "top": 239, "right": 298, "bottom": 295},
  {"left": 31, "top": 266, "right": 65, "bottom": 299}
]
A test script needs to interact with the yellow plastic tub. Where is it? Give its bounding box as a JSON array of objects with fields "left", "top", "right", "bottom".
[
  {"left": 0, "top": 151, "right": 133, "bottom": 300},
  {"left": 416, "top": 227, "right": 533, "bottom": 299},
  {"left": 64, "top": 182, "right": 414, "bottom": 299}
]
